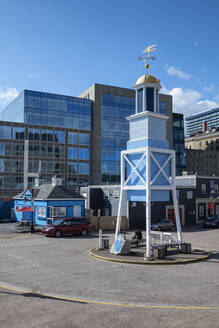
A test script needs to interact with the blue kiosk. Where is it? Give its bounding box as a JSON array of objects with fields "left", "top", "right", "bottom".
[{"left": 112, "top": 45, "right": 183, "bottom": 259}]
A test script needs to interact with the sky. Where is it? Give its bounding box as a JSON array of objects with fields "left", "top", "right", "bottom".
[{"left": 1, "top": 0, "right": 219, "bottom": 117}]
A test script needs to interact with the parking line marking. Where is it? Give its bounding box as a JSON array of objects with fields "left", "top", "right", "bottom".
[{"left": 0, "top": 282, "right": 218, "bottom": 310}]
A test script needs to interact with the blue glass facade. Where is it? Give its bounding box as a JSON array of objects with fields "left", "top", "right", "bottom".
[
  {"left": 173, "top": 113, "right": 186, "bottom": 175},
  {"left": 101, "top": 94, "right": 135, "bottom": 183},
  {"left": 2, "top": 90, "right": 92, "bottom": 130},
  {"left": 159, "top": 102, "right": 167, "bottom": 115},
  {"left": 0, "top": 121, "right": 91, "bottom": 195}
]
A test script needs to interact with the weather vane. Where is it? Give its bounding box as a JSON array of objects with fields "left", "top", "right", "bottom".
[{"left": 138, "top": 44, "right": 157, "bottom": 74}]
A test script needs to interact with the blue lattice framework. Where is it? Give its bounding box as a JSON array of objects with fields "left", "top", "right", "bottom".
[{"left": 115, "top": 145, "right": 182, "bottom": 243}]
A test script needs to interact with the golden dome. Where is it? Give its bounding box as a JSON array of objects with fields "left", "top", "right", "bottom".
[{"left": 135, "top": 74, "right": 159, "bottom": 85}]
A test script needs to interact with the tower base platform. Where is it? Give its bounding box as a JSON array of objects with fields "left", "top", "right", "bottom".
[{"left": 89, "top": 247, "right": 211, "bottom": 265}]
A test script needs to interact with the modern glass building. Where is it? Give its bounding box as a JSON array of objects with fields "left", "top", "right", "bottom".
[
  {"left": 172, "top": 113, "right": 186, "bottom": 175},
  {"left": 185, "top": 107, "right": 219, "bottom": 137},
  {"left": 0, "top": 90, "right": 92, "bottom": 196}
]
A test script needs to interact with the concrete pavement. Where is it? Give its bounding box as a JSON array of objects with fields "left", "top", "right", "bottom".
[{"left": 0, "top": 223, "right": 219, "bottom": 327}]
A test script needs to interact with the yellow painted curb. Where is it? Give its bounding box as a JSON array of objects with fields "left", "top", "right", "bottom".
[
  {"left": 88, "top": 248, "right": 212, "bottom": 265},
  {"left": 0, "top": 282, "right": 218, "bottom": 310}
]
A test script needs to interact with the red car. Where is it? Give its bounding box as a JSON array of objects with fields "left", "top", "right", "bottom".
[{"left": 42, "top": 217, "right": 91, "bottom": 237}]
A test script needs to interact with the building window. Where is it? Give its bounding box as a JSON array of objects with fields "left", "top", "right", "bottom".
[
  {"left": 68, "top": 132, "right": 78, "bottom": 144},
  {"left": 37, "top": 207, "right": 46, "bottom": 218},
  {"left": 54, "top": 130, "right": 65, "bottom": 143},
  {"left": 79, "top": 133, "right": 90, "bottom": 146},
  {"left": 199, "top": 205, "right": 205, "bottom": 217},
  {"left": 13, "top": 127, "right": 25, "bottom": 140},
  {"left": 49, "top": 207, "right": 66, "bottom": 217},
  {"left": 215, "top": 184, "right": 218, "bottom": 194},
  {"left": 0, "top": 126, "right": 11, "bottom": 139},
  {"left": 28, "top": 128, "right": 39, "bottom": 141},
  {"left": 187, "top": 191, "right": 193, "bottom": 199},
  {"left": 0, "top": 143, "right": 4, "bottom": 155},
  {"left": 68, "top": 147, "right": 77, "bottom": 160},
  {"left": 146, "top": 87, "right": 154, "bottom": 112},
  {"left": 54, "top": 162, "right": 65, "bottom": 174},
  {"left": 159, "top": 102, "right": 167, "bottom": 115},
  {"left": 0, "top": 159, "right": 3, "bottom": 172},
  {"left": 104, "top": 191, "right": 110, "bottom": 199},
  {"left": 113, "top": 190, "right": 120, "bottom": 199},
  {"left": 58, "top": 207, "right": 66, "bottom": 217},
  {"left": 137, "top": 88, "right": 143, "bottom": 113},
  {"left": 79, "top": 148, "right": 89, "bottom": 160},
  {"left": 79, "top": 163, "right": 89, "bottom": 175},
  {"left": 201, "top": 184, "right": 206, "bottom": 194},
  {"left": 68, "top": 162, "right": 77, "bottom": 175}
]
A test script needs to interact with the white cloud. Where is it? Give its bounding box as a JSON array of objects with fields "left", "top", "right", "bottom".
[
  {"left": 0, "top": 87, "right": 19, "bottom": 107},
  {"left": 161, "top": 86, "right": 219, "bottom": 116},
  {"left": 166, "top": 66, "right": 192, "bottom": 80},
  {"left": 27, "top": 73, "right": 40, "bottom": 79},
  {"left": 202, "top": 83, "right": 215, "bottom": 92},
  {"left": 197, "top": 99, "right": 217, "bottom": 108}
]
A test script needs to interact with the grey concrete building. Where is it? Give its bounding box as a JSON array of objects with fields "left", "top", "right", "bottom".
[{"left": 185, "top": 128, "right": 219, "bottom": 176}]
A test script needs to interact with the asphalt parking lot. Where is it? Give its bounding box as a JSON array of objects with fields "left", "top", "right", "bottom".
[{"left": 0, "top": 223, "right": 219, "bottom": 328}]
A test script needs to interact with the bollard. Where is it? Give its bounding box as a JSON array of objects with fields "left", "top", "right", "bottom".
[{"left": 98, "top": 229, "right": 103, "bottom": 249}]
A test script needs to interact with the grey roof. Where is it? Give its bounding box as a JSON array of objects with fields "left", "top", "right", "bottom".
[
  {"left": 14, "top": 191, "right": 25, "bottom": 199},
  {"left": 14, "top": 184, "right": 84, "bottom": 200},
  {"left": 46, "top": 185, "right": 84, "bottom": 199},
  {"left": 34, "top": 184, "right": 55, "bottom": 199}
]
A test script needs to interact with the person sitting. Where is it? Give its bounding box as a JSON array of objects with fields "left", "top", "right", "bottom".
[
  {"left": 132, "top": 230, "right": 142, "bottom": 246},
  {"left": 132, "top": 229, "right": 142, "bottom": 240}
]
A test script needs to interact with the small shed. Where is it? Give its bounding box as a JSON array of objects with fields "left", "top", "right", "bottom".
[{"left": 14, "top": 183, "right": 85, "bottom": 226}]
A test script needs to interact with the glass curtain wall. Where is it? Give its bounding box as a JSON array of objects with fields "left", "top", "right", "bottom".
[
  {"left": 24, "top": 90, "right": 92, "bottom": 130},
  {"left": 0, "top": 123, "right": 25, "bottom": 193},
  {"left": 0, "top": 122, "right": 91, "bottom": 196},
  {"left": 0, "top": 90, "right": 92, "bottom": 195},
  {"left": 101, "top": 94, "right": 135, "bottom": 184},
  {"left": 67, "top": 131, "right": 90, "bottom": 188},
  {"left": 173, "top": 114, "right": 186, "bottom": 175}
]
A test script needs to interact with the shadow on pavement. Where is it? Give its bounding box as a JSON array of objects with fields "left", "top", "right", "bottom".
[
  {"left": 208, "top": 251, "right": 219, "bottom": 263},
  {"left": 181, "top": 225, "right": 218, "bottom": 233},
  {"left": 0, "top": 290, "right": 87, "bottom": 304}
]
